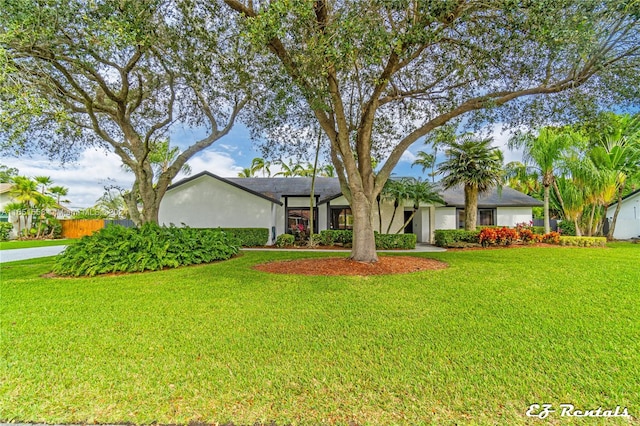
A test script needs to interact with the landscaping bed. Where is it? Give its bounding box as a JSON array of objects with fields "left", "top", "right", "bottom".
[{"left": 254, "top": 255, "right": 448, "bottom": 275}]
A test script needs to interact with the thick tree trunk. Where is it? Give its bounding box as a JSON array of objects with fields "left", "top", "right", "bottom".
[
  {"left": 543, "top": 184, "right": 551, "bottom": 234},
  {"left": 350, "top": 191, "right": 378, "bottom": 262},
  {"left": 464, "top": 185, "right": 478, "bottom": 231}
]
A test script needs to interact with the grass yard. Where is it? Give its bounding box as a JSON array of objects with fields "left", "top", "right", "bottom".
[
  {"left": 1, "top": 244, "right": 639, "bottom": 425},
  {"left": 0, "top": 239, "right": 76, "bottom": 250}
]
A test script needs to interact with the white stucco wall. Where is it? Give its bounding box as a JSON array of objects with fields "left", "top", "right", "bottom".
[
  {"left": 496, "top": 207, "right": 533, "bottom": 227},
  {"left": 607, "top": 192, "right": 640, "bottom": 239},
  {"left": 435, "top": 207, "right": 457, "bottom": 230},
  {"left": 159, "top": 175, "right": 276, "bottom": 239}
]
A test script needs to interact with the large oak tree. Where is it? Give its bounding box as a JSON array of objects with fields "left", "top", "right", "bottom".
[
  {"left": 1, "top": 0, "right": 250, "bottom": 224},
  {"left": 223, "top": 0, "right": 639, "bottom": 261}
]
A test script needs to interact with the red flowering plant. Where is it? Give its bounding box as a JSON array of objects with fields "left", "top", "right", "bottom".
[
  {"left": 542, "top": 231, "right": 561, "bottom": 244},
  {"left": 519, "top": 228, "right": 534, "bottom": 242},
  {"left": 479, "top": 227, "right": 498, "bottom": 247},
  {"left": 496, "top": 227, "right": 519, "bottom": 245}
]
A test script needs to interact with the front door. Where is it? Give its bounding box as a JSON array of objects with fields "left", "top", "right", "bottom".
[{"left": 403, "top": 210, "right": 414, "bottom": 234}]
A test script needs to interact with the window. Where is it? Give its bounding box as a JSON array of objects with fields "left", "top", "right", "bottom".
[
  {"left": 287, "top": 208, "right": 317, "bottom": 235},
  {"left": 457, "top": 208, "right": 495, "bottom": 228},
  {"left": 330, "top": 207, "right": 353, "bottom": 230},
  {"left": 0, "top": 212, "right": 8, "bottom": 223}
]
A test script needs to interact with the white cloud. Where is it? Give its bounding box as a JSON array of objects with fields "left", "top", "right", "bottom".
[
  {"left": 400, "top": 150, "right": 417, "bottom": 164},
  {"left": 487, "top": 124, "right": 531, "bottom": 165},
  {"left": 6, "top": 149, "right": 134, "bottom": 208},
  {"left": 5, "top": 147, "right": 245, "bottom": 208},
  {"left": 182, "top": 150, "right": 243, "bottom": 178}
]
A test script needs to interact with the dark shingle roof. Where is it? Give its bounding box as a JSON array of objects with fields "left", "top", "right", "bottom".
[
  {"left": 437, "top": 184, "right": 544, "bottom": 208},
  {"left": 226, "top": 177, "right": 342, "bottom": 200},
  {"left": 168, "top": 172, "right": 543, "bottom": 208}
]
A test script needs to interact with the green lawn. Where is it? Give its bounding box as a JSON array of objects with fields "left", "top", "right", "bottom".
[
  {"left": 1, "top": 244, "right": 639, "bottom": 425},
  {"left": 0, "top": 239, "right": 76, "bottom": 250}
]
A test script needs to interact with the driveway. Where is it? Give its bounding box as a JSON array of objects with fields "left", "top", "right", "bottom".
[{"left": 0, "top": 246, "right": 67, "bottom": 263}]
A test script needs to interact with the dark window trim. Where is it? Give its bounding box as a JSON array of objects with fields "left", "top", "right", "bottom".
[
  {"left": 456, "top": 208, "right": 496, "bottom": 229},
  {"left": 329, "top": 205, "right": 353, "bottom": 230},
  {"left": 285, "top": 206, "right": 318, "bottom": 234}
]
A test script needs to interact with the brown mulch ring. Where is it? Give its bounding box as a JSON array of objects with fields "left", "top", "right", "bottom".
[{"left": 254, "top": 256, "right": 448, "bottom": 276}]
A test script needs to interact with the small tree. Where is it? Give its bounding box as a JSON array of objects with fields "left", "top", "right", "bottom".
[{"left": 438, "top": 135, "right": 504, "bottom": 231}]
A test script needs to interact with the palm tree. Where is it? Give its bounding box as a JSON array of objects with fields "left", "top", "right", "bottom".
[
  {"left": 438, "top": 135, "right": 504, "bottom": 231},
  {"left": 411, "top": 150, "right": 435, "bottom": 180},
  {"left": 589, "top": 132, "right": 640, "bottom": 239},
  {"left": 274, "top": 159, "right": 304, "bottom": 177},
  {"left": 4, "top": 201, "right": 25, "bottom": 237},
  {"left": 9, "top": 176, "right": 40, "bottom": 237},
  {"left": 381, "top": 178, "right": 410, "bottom": 233},
  {"left": 508, "top": 127, "right": 578, "bottom": 233},
  {"left": 34, "top": 176, "right": 53, "bottom": 194},
  {"left": 149, "top": 140, "right": 192, "bottom": 178},
  {"left": 250, "top": 157, "right": 271, "bottom": 177},
  {"left": 394, "top": 178, "right": 443, "bottom": 234},
  {"left": 319, "top": 164, "right": 335, "bottom": 177},
  {"left": 237, "top": 168, "right": 253, "bottom": 178},
  {"left": 49, "top": 186, "right": 70, "bottom": 207}
]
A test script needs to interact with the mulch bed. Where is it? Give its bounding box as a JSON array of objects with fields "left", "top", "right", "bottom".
[{"left": 254, "top": 256, "right": 448, "bottom": 276}]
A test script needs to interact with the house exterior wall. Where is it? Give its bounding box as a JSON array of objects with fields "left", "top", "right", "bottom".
[
  {"left": 607, "top": 192, "right": 640, "bottom": 239},
  {"left": 496, "top": 207, "right": 533, "bottom": 227},
  {"left": 435, "top": 207, "right": 457, "bottom": 230},
  {"left": 158, "top": 175, "right": 276, "bottom": 241}
]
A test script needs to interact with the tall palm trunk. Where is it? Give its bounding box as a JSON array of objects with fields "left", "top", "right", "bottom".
[{"left": 464, "top": 185, "right": 478, "bottom": 231}]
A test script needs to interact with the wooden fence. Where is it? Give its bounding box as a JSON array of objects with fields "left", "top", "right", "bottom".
[{"left": 59, "top": 219, "right": 105, "bottom": 239}]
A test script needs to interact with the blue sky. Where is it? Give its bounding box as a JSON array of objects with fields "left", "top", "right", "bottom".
[{"left": 4, "top": 123, "right": 520, "bottom": 208}]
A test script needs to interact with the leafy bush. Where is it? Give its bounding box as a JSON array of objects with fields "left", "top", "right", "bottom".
[
  {"left": 479, "top": 227, "right": 519, "bottom": 247},
  {"left": 434, "top": 230, "right": 480, "bottom": 247},
  {"left": 275, "top": 234, "right": 295, "bottom": 247},
  {"left": 54, "top": 224, "right": 240, "bottom": 277},
  {"left": 318, "top": 229, "right": 353, "bottom": 245},
  {"left": 559, "top": 236, "right": 606, "bottom": 247},
  {"left": 0, "top": 222, "right": 13, "bottom": 241},
  {"left": 532, "top": 226, "right": 546, "bottom": 235},
  {"left": 557, "top": 220, "right": 577, "bottom": 236},
  {"left": 542, "top": 231, "right": 561, "bottom": 244},
  {"left": 375, "top": 233, "right": 417, "bottom": 249},
  {"left": 219, "top": 228, "right": 269, "bottom": 246}
]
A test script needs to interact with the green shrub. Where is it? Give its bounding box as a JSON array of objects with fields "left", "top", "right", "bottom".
[
  {"left": 219, "top": 228, "right": 269, "bottom": 246},
  {"left": 375, "top": 233, "right": 417, "bottom": 249},
  {"left": 54, "top": 224, "right": 240, "bottom": 277},
  {"left": 559, "top": 236, "right": 606, "bottom": 247},
  {"left": 275, "top": 234, "right": 294, "bottom": 248},
  {"left": 557, "top": 220, "right": 576, "bottom": 236},
  {"left": 434, "top": 229, "right": 480, "bottom": 247},
  {"left": 318, "top": 229, "right": 353, "bottom": 245},
  {"left": 532, "top": 226, "right": 546, "bottom": 235},
  {"left": 0, "top": 222, "right": 13, "bottom": 241}
]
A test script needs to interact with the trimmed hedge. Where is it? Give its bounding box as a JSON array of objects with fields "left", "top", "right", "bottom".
[
  {"left": 275, "top": 234, "right": 294, "bottom": 247},
  {"left": 434, "top": 229, "right": 480, "bottom": 247},
  {"left": 318, "top": 229, "right": 416, "bottom": 249},
  {"left": 219, "top": 227, "right": 269, "bottom": 246},
  {"left": 559, "top": 236, "right": 607, "bottom": 247},
  {"left": 319, "top": 229, "right": 353, "bottom": 245},
  {"left": 54, "top": 224, "right": 240, "bottom": 276},
  {"left": 375, "top": 233, "right": 417, "bottom": 249}
]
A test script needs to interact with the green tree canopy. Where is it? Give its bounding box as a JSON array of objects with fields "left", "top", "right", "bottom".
[
  {"left": 1, "top": 0, "right": 250, "bottom": 225},
  {"left": 224, "top": 0, "right": 640, "bottom": 261}
]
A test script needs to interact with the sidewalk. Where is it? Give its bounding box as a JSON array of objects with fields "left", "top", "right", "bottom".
[{"left": 0, "top": 246, "right": 68, "bottom": 263}]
